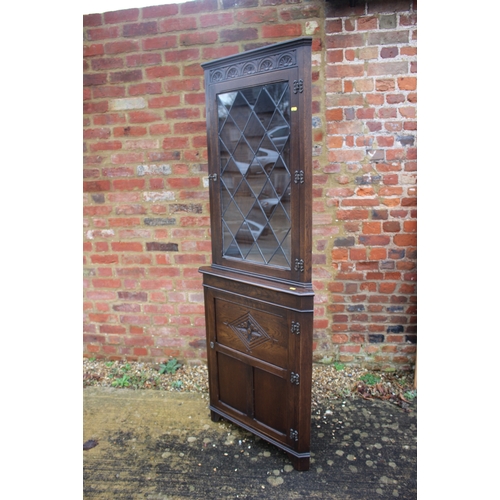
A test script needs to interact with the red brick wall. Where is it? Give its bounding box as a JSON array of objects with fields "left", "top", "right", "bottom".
[{"left": 83, "top": 0, "right": 417, "bottom": 370}]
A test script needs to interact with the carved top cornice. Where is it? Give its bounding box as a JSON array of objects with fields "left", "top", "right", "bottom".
[
  {"left": 208, "top": 50, "right": 296, "bottom": 83},
  {"left": 202, "top": 37, "right": 312, "bottom": 85}
]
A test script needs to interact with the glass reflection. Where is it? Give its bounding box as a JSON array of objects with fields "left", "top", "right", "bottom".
[{"left": 217, "top": 82, "right": 291, "bottom": 268}]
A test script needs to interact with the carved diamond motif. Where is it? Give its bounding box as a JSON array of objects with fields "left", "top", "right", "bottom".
[{"left": 227, "top": 312, "right": 271, "bottom": 351}]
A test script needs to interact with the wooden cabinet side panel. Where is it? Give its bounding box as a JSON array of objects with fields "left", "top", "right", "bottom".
[
  {"left": 203, "top": 286, "right": 220, "bottom": 406},
  {"left": 296, "top": 312, "right": 313, "bottom": 454}
]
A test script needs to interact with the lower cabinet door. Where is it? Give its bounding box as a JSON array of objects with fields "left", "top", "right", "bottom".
[
  {"left": 207, "top": 291, "right": 293, "bottom": 447},
  {"left": 203, "top": 281, "right": 312, "bottom": 471}
]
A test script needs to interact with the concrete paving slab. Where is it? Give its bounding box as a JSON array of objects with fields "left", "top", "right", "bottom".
[{"left": 84, "top": 387, "right": 416, "bottom": 499}]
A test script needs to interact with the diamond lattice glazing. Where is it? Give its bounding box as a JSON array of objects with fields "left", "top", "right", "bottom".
[{"left": 217, "top": 82, "right": 292, "bottom": 268}]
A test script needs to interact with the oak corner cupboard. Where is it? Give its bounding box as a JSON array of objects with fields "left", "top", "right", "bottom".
[{"left": 199, "top": 38, "right": 314, "bottom": 471}]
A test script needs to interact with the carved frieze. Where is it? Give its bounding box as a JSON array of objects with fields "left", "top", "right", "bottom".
[{"left": 209, "top": 50, "right": 297, "bottom": 84}]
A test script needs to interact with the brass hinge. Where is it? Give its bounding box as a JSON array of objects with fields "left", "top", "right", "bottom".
[
  {"left": 290, "top": 372, "right": 300, "bottom": 385},
  {"left": 291, "top": 321, "right": 301, "bottom": 335},
  {"left": 294, "top": 258, "right": 304, "bottom": 272},
  {"left": 294, "top": 170, "right": 304, "bottom": 184},
  {"left": 290, "top": 429, "right": 299, "bottom": 441}
]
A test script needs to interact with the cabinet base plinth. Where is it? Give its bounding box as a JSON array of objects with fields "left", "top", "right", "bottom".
[
  {"left": 288, "top": 453, "right": 310, "bottom": 472},
  {"left": 210, "top": 410, "right": 221, "bottom": 422}
]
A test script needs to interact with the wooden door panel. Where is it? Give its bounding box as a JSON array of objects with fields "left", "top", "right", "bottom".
[
  {"left": 253, "top": 367, "right": 288, "bottom": 435},
  {"left": 216, "top": 352, "right": 252, "bottom": 416},
  {"left": 214, "top": 350, "right": 289, "bottom": 445},
  {"left": 214, "top": 297, "right": 288, "bottom": 368}
]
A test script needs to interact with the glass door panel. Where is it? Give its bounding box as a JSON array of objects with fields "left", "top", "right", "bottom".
[{"left": 217, "top": 82, "right": 291, "bottom": 269}]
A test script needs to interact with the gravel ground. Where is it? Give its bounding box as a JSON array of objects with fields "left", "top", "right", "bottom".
[{"left": 83, "top": 358, "right": 416, "bottom": 410}]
